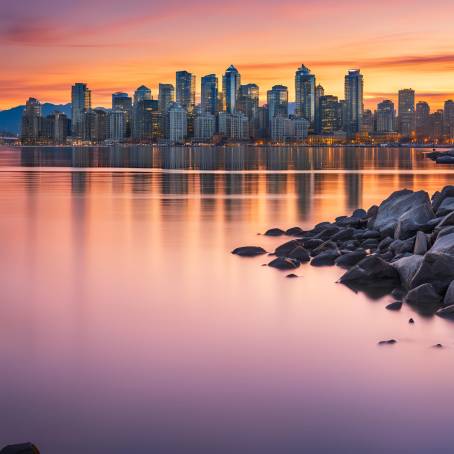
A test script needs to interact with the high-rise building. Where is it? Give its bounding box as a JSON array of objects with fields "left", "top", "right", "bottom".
[
  {"left": 375, "top": 100, "right": 396, "bottom": 133},
  {"left": 237, "top": 84, "right": 259, "bottom": 120},
  {"left": 158, "top": 84, "right": 175, "bottom": 114},
  {"left": 344, "top": 70, "right": 364, "bottom": 136},
  {"left": 112, "top": 92, "right": 132, "bottom": 137},
  {"left": 71, "top": 83, "right": 91, "bottom": 138},
  {"left": 21, "top": 97, "right": 42, "bottom": 144},
  {"left": 271, "top": 116, "right": 309, "bottom": 142},
  {"left": 315, "top": 84, "right": 325, "bottom": 133},
  {"left": 444, "top": 100, "right": 454, "bottom": 141},
  {"left": 295, "top": 64, "right": 316, "bottom": 125},
  {"left": 267, "top": 85, "right": 288, "bottom": 122},
  {"left": 361, "top": 109, "right": 374, "bottom": 134},
  {"left": 83, "top": 108, "right": 108, "bottom": 143},
  {"left": 46, "top": 111, "right": 70, "bottom": 144},
  {"left": 194, "top": 112, "right": 216, "bottom": 141},
  {"left": 168, "top": 103, "right": 187, "bottom": 143},
  {"left": 222, "top": 65, "right": 241, "bottom": 113},
  {"left": 431, "top": 110, "right": 444, "bottom": 141},
  {"left": 132, "top": 85, "right": 152, "bottom": 140},
  {"left": 398, "top": 89, "right": 416, "bottom": 138},
  {"left": 319, "top": 95, "right": 339, "bottom": 135},
  {"left": 416, "top": 101, "right": 430, "bottom": 139},
  {"left": 218, "top": 112, "right": 249, "bottom": 140},
  {"left": 176, "top": 71, "right": 196, "bottom": 113},
  {"left": 108, "top": 110, "right": 127, "bottom": 142},
  {"left": 201, "top": 74, "right": 218, "bottom": 115}
]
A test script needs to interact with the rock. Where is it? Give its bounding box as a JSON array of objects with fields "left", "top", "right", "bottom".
[
  {"left": 265, "top": 228, "right": 286, "bottom": 237},
  {"left": 436, "top": 304, "right": 454, "bottom": 318},
  {"left": 392, "top": 255, "right": 424, "bottom": 289},
  {"left": 429, "top": 226, "right": 454, "bottom": 255},
  {"left": 378, "top": 339, "right": 397, "bottom": 345},
  {"left": 286, "top": 273, "right": 299, "bottom": 278},
  {"left": 313, "top": 225, "right": 341, "bottom": 241},
  {"left": 287, "top": 246, "right": 311, "bottom": 263},
  {"left": 313, "top": 221, "right": 332, "bottom": 233},
  {"left": 411, "top": 254, "right": 454, "bottom": 295},
  {"left": 352, "top": 208, "right": 368, "bottom": 219},
  {"left": 361, "top": 239, "right": 379, "bottom": 249},
  {"left": 414, "top": 231, "right": 429, "bottom": 255},
  {"left": 275, "top": 240, "right": 304, "bottom": 256},
  {"left": 302, "top": 238, "right": 324, "bottom": 250},
  {"left": 436, "top": 155, "right": 454, "bottom": 164},
  {"left": 433, "top": 344, "right": 444, "bottom": 348},
  {"left": 378, "top": 236, "right": 394, "bottom": 251},
  {"left": 367, "top": 205, "right": 379, "bottom": 218},
  {"left": 409, "top": 318, "right": 415, "bottom": 324},
  {"left": 436, "top": 196, "right": 454, "bottom": 216},
  {"left": 394, "top": 202, "right": 434, "bottom": 240},
  {"left": 435, "top": 211, "right": 454, "bottom": 231},
  {"left": 340, "top": 256, "right": 400, "bottom": 286},
  {"left": 362, "top": 230, "right": 381, "bottom": 239},
  {"left": 311, "top": 241, "right": 339, "bottom": 257},
  {"left": 391, "top": 288, "right": 406, "bottom": 300},
  {"left": 0, "top": 444, "right": 40, "bottom": 454},
  {"left": 340, "top": 240, "right": 360, "bottom": 250},
  {"left": 405, "top": 283, "right": 442, "bottom": 306},
  {"left": 232, "top": 246, "right": 267, "bottom": 257},
  {"left": 286, "top": 227, "right": 305, "bottom": 237},
  {"left": 432, "top": 185, "right": 454, "bottom": 212},
  {"left": 310, "top": 250, "right": 340, "bottom": 267},
  {"left": 335, "top": 249, "right": 367, "bottom": 268},
  {"left": 443, "top": 281, "right": 454, "bottom": 307},
  {"left": 386, "top": 301, "right": 403, "bottom": 311},
  {"left": 331, "top": 228, "right": 355, "bottom": 242},
  {"left": 378, "top": 250, "right": 395, "bottom": 262},
  {"left": 268, "top": 257, "right": 300, "bottom": 270},
  {"left": 389, "top": 237, "right": 415, "bottom": 255}
]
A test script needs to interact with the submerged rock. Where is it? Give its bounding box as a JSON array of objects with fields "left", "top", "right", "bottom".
[
  {"left": 436, "top": 304, "right": 454, "bottom": 318},
  {"left": 311, "top": 250, "right": 340, "bottom": 267},
  {"left": 268, "top": 257, "right": 300, "bottom": 270},
  {"left": 0, "top": 444, "right": 40, "bottom": 454},
  {"left": 335, "top": 250, "right": 367, "bottom": 268},
  {"left": 275, "top": 240, "right": 304, "bottom": 257},
  {"left": 378, "top": 339, "right": 397, "bottom": 345},
  {"left": 286, "top": 226, "right": 305, "bottom": 237},
  {"left": 340, "top": 256, "right": 400, "bottom": 286},
  {"left": 287, "top": 246, "right": 311, "bottom": 263},
  {"left": 286, "top": 273, "right": 299, "bottom": 279},
  {"left": 232, "top": 246, "right": 267, "bottom": 257},
  {"left": 265, "top": 228, "right": 286, "bottom": 237},
  {"left": 386, "top": 301, "right": 403, "bottom": 311}
]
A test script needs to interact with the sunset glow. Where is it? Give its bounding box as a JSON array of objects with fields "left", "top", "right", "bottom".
[{"left": 3, "top": 0, "right": 454, "bottom": 110}]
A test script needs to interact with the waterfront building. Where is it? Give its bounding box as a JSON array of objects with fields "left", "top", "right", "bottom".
[
  {"left": 431, "top": 110, "right": 444, "bottom": 142},
  {"left": 319, "top": 95, "right": 340, "bottom": 135},
  {"left": 314, "top": 84, "right": 325, "bottom": 133},
  {"left": 20, "top": 97, "right": 42, "bottom": 144},
  {"left": 416, "top": 101, "right": 430, "bottom": 140},
  {"left": 237, "top": 84, "right": 259, "bottom": 120},
  {"left": 375, "top": 100, "right": 396, "bottom": 133},
  {"left": 267, "top": 85, "right": 288, "bottom": 124},
  {"left": 132, "top": 86, "right": 152, "bottom": 140},
  {"left": 45, "top": 111, "right": 70, "bottom": 144},
  {"left": 398, "top": 89, "right": 416, "bottom": 138},
  {"left": 71, "top": 83, "right": 91, "bottom": 138},
  {"left": 218, "top": 112, "right": 249, "bottom": 141},
  {"left": 444, "top": 100, "right": 454, "bottom": 141},
  {"left": 176, "top": 71, "right": 196, "bottom": 113},
  {"left": 271, "top": 116, "right": 309, "bottom": 142},
  {"left": 344, "top": 69, "right": 364, "bottom": 136},
  {"left": 108, "top": 110, "right": 127, "bottom": 142},
  {"left": 168, "top": 103, "right": 187, "bottom": 143},
  {"left": 295, "top": 64, "right": 316, "bottom": 126},
  {"left": 158, "top": 84, "right": 175, "bottom": 113},
  {"left": 83, "top": 108, "right": 108, "bottom": 143},
  {"left": 222, "top": 65, "right": 241, "bottom": 113},
  {"left": 201, "top": 75, "right": 218, "bottom": 115},
  {"left": 361, "top": 109, "right": 374, "bottom": 134},
  {"left": 194, "top": 112, "right": 216, "bottom": 141},
  {"left": 112, "top": 92, "right": 132, "bottom": 137}
]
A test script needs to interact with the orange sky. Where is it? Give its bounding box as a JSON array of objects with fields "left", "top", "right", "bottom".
[{"left": 2, "top": 0, "right": 454, "bottom": 111}]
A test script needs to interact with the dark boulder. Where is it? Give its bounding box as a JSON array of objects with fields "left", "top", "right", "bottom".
[
  {"left": 286, "top": 226, "right": 305, "bottom": 237},
  {"left": 436, "top": 304, "right": 454, "bottom": 318},
  {"left": 367, "top": 205, "right": 379, "bottom": 218},
  {"left": 331, "top": 228, "right": 355, "bottom": 242},
  {"left": 0, "top": 444, "right": 40, "bottom": 454},
  {"left": 302, "top": 238, "right": 324, "bottom": 250},
  {"left": 286, "top": 273, "right": 299, "bottom": 279},
  {"left": 313, "top": 225, "right": 341, "bottom": 241},
  {"left": 340, "top": 240, "right": 360, "bottom": 251},
  {"left": 275, "top": 239, "right": 304, "bottom": 256},
  {"left": 389, "top": 237, "right": 415, "bottom": 255},
  {"left": 386, "top": 301, "right": 403, "bottom": 311},
  {"left": 310, "top": 250, "right": 340, "bottom": 267},
  {"left": 436, "top": 196, "right": 454, "bottom": 217},
  {"left": 392, "top": 254, "right": 424, "bottom": 289},
  {"left": 391, "top": 288, "right": 406, "bottom": 300},
  {"left": 378, "top": 236, "right": 394, "bottom": 251},
  {"left": 443, "top": 281, "right": 454, "bottom": 307},
  {"left": 340, "top": 256, "right": 400, "bottom": 286},
  {"left": 335, "top": 249, "right": 367, "bottom": 268},
  {"left": 287, "top": 246, "right": 311, "bottom": 263},
  {"left": 361, "top": 238, "right": 379, "bottom": 249},
  {"left": 378, "top": 339, "right": 397, "bottom": 345},
  {"left": 311, "top": 241, "right": 339, "bottom": 257},
  {"left": 265, "top": 228, "right": 286, "bottom": 237},
  {"left": 436, "top": 155, "right": 454, "bottom": 165},
  {"left": 362, "top": 230, "right": 381, "bottom": 239},
  {"left": 414, "top": 231, "right": 429, "bottom": 255},
  {"left": 405, "top": 283, "right": 442, "bottom": 307},
  {"left": 394, "top": 202, "right": 434, "bottom": 240},
  {"left": 432, "top": 185, "right": 454, "bottom": 212},
  {"left": 232, "top": 246, "right": 267, "bottom": 257},
  {"left": 268, "top": 257, "right": 300, "bottom": 270},
  {"left": 352, "top": 208, "right": 368, "bottom": 219}
]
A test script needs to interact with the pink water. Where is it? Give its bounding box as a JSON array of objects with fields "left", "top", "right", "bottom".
[{"left": 1, "top": 146, "right": 454, "bottom": 453}]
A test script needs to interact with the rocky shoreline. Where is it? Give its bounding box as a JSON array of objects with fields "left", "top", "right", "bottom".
[{"left": 233, "top": 186, "right": 454, "bottom": 321}]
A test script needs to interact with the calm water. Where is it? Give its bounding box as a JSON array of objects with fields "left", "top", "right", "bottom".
[{"left": 2, "top": 145, "right": 454, "bottom": 453}]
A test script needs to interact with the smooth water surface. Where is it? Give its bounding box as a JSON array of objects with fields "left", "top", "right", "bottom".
[{"left": 1, "top": 145, "right": 454, "bottom": 453}]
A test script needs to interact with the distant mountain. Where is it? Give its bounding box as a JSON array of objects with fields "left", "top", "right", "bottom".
[{"left": 0, "top": 103, "right": 72, "bottom": 135}]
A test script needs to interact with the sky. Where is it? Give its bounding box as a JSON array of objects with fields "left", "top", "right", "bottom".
[{"left": 2, "top": 0, "right": 454, "bottom": 110}]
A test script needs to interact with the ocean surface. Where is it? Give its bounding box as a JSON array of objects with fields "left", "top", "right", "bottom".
[{"left": 1, "top": 145, "right": 454, "bottom": 453}]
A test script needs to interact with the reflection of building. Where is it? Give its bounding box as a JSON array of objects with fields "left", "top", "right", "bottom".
[
  {"left": 201, "top": 74, "right": 218, "bottom": 115},
  {"left": 71, "top": 83, "right": 91, "bottom": 138},
  {"left": 222, "top": 65, "right": 241, "bottom": 113},
  {"left": 344, "top": 70, "right": 363, "bottom": 136},
  {"left": 398, "top": 89, "right": 415, "bottom": 138},
  {"left": 295, "top": 64, "right": 316, "bottom": 126}
]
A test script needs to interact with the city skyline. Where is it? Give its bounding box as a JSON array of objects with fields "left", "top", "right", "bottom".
[{"left": 3, "top": 0, "right": 454, "bottom": 110}]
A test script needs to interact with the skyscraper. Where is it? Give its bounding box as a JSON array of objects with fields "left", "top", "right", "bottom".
[
  {"left": 71, "top": 83, "right": 91, "bottom": 138},
  {"left": 176, "top": 71, "right": 196, "bottom": 113},
  {"left": 398, "top": 89, "right": 416, "bottom": 138},
  {"left": 344, "top": 70, "right": 364, "bottom": 136},
  {"left": 295, "top": 65, "right": 316, "bottom": 125},
  {"left": 168, "top": 102, "right": 187, "bottom": 143},
  {"left": 267, "top": 85, "right": 288, "bottom": 121},
  {"left": 112, "top": 92, "right": 132, "bottom": 137},
  {"left": 158, "top": 84, "right": 175, "bottom": 114},
  {"left": 21, "top": 97, "right": 42, "bottom": 144},
  {"left": 201, "top": 74, "right": 218, "bottom": 114},
  {"left": 315, "top": 84, "right": 325, "bottom": 133},
  {"left": 375, "top": 100, "right": 396, "bottom": 133},
  {"left": 416, "top": 101, "right": 430, "bottom": 139},
  {"left": 132, "top": 85, "right": 152, "bottom": 140},
  {"left": 222, "top": 65, "right": 241, "bottom": 113},
  {"left": 319, "top": 95, "right": 339, "bottom": 135},
  {"left": 444, "top": 100, "right": 454, "bottom": 141}
]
